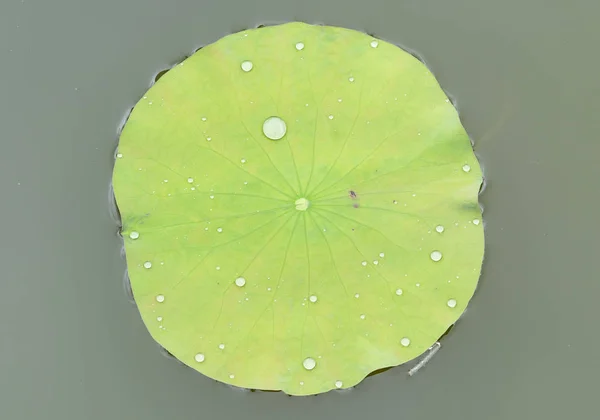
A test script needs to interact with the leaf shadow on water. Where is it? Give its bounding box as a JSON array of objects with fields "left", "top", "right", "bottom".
[{"left": 108, "top": 21, "right": 491, "bottom": 396}]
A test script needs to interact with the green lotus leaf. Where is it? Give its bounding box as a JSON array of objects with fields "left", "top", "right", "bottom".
[{"left": 112, "top": 21, "right": 484, "bottom": 396}]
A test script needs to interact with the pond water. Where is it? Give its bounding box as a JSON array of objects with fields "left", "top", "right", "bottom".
[{"left": 1, "top": 0, "right": 598, "bottom": 419}]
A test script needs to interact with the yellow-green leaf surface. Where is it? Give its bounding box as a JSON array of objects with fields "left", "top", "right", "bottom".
[{"left": 113, "top": 22, "right": 484, "bottom": 396}]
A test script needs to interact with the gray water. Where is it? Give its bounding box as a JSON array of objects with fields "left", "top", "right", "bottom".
[{"left": 1, "top": 1, "right": 599, "bottom": 419}]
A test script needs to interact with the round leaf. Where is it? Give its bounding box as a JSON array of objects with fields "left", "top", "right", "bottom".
[{"left": 112, "top": 22, "right": 484, "bottom": 396}]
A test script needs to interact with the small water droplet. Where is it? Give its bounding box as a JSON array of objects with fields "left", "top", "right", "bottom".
[
  {"left": 129, "top": 231, "right": 139, "bottom": 239},
  {"left": 303, "top": 357, "right": 316, "bottom": 370},
  {"left": 396, "top": 289, "right": 403, "bottom": 296},
  {"left": 206, "top": 137, "right": 211, "bottom": 142},
  {"left": 370, "top": 40, "right": 379, "bottom": 48},
  {"left": 309, "top": 295, "right": 318, "bottom": 303},
  {"left": 447, "top": 299, "right": 457, "bottom": 308},
  {"left": 209, "top": 195, "right": 214, "bottom": 199},
  {"left": 241, "top": 60, "right": 253, "bottom": 72},
  {"left": 338, "top": 98, "right": 342, "bottom": 102},
  {"left": 430, "top": 251, "right": 443, "bottom": 262},
  {"left": 295, "top": 42, "right": 304, "bottom": 50},
  {"left": 328, "top": 115, "right": 334, "bottom": 120},
  {"left": 379, "top": 252, "right": 385, "bottom": 258},
  {"left": 195, "top": 353, "right": 205, "bottom": 362},
  {"left": 201, "top": 117, "right": 207, "bottom": 121},
  {"left": 217, "top": 227, "right": 223, "bottom": 233},
  {"left": 300, "top": 381, "right": 304, "bottom": 386},
  {"left": 393, "top": 200, "right": 398, "bottom": 204},
  {"left": 216, "top": 266, "right": 220, "bottom": 270},
  {"left": 219, "top": 343, "right": 225, "bottom": 350},
  {"left": 229, "top": 374, "right": 235, "bottom": 379},
  {"left": 163, "top": 179, "right": 169, "bottom": 183},
  {"left": 355, "top": 293, "right": 360, "bottom": 298},
  {"left": 361, "top": 261, "right": 367, "bottom": 266},
  {"left": 156, "top": 295, "right": 165, "bottom": 303},
  {"left": 240, "top": 159, "right": 246, "bottom": 164},
  {"left": 435, "top": 225, "right": 444, "bottom": 233},
  {"left": 157, "top": 316, "right": 163, "bottom": 322},
  {"left": 416, "top": 283, "right": 421, "bottom": 287},
  {"left": 335, "top": 380, "right": 343, "bottom": 388},
  {"left": 144, "top": 261, "right": 152, "bottom": 269},
  {"left": 263, "top": 116, "right": 287, "bottom": 140},
  {"left": 187, "top": 177, "right": 194, "bottom": 183},
  {"left": 400, "top": 337, "right": 411, "bottom": 347},
  {"left": 473, "top": 219, "right": 480, "bottom": 225},
  {"left": 462, "top": 164, "right": 471, "bottom": 172},
  {"left": 349, "top": 77, "right": 355, "bottom": 82},
  {"left": 360, "top": 314, "right": 366, "bottom": 320},
  {"left": 373, "top": 260, "right": 379, "bottom": 265},
  {"left": 235, "top": 277, "right": 246, "bottom": 287},
  {"left": 116, "top": 153, "right": 123, "bottom": 158}
]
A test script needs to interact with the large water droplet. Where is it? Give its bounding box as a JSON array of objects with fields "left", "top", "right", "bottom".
[
  {"left": 473, "top": 219, "right": 481, "bottom": 225},
  {"left": 241, "top": 61, "right": 253, "bottom": 72},
  {"left": 335, "top": 380, "right": 343, "bottom": 388},
  {"left": 129, "top": 231, "right": 139, "bottom": 239},
  {"left": 379, "top": 252, "right": 385, "bottom": 258},
  {"left": 156, "top": 295, "right": 165, "bottom": 303},
  {"left": 396, "top": 288, "right": 403, "bottom": 296},
  {"left": 144, "top": 261, "right": 152, "bottom": 269},
  {"left": 303, "top": 357, "right": 316, "bottom": 370},
  {"left": 217, "top": 227, "right": 223, "bottom": 233},
  {"left": 235, "top": 277, "right": 246, "bottom": 287},
  {"left": 430, "top": 251, "right": 443, "bottom": 262},
  {"left": 187, "top": 177, "right": 194, "bottom": 183},
  {"left": 400, "top": 337, "right": 411, "bottom": 347},
  {"left": 435, "top": 225, "right": 444, "bottom": 233},
  {"left": 195, "top": 353, "right": 205, "bottom": 362},
  {"left": 263, "top": 116, "right": 287, "bottom": 140},
  {"left": 295, "top": 42, "right": 304, "bottom": 50},
  {"left": 447, "top": 299, "right": 457, "bottom": 308},
  {"left": 370, "top": 40, "right": 379, "bottom": 48},
  {"left": 309, "top": 295, "right": 318, "bottom": 303},
  {"left": 462, "top": 164, "right": 471, "bottom": 172},
  {"left": 219, "top": 343, "right": 225, "bottom": 350},
  {"left": 295, "top": 197, "right": 309, "bottom": 211}
]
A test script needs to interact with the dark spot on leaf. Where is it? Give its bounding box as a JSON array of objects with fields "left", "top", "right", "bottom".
[{"left": 353, "top": 203, "right": 359, "bottom": 208}]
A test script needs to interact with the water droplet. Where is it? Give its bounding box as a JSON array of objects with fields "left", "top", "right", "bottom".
[
  {"left": 473, "top": 219, "right": 480, "bottom": 225},
  {"left": 157, "top": 316, "right": 163, "bottom": 322},
  {"left": 216, "top": 266, "right": 220, "bottom": 270},
  {"left": 435, "top": 225, "right": 444, "bottom": 233},
  {"left": 309, "top": 295, "right": 318, "bottom": 303},
  {"left": 430, "top": 251, "right": 443, "bottom": 262},
  {"left": 303, "top": 357, "right": 316, "bottom": 370},
  {"left": 335, "top": 380, "right": 343, "bottom": 388},
  {"left": 370, "top": 40, "right": 379, "bottom": 48},
  {"left": 355, "top": 293, "right": 360, "bottom": 298},
  {"left": 217, "top": 227, "right": 223, "bottom": 233},
  {"left": 294, "top": 197, "right": 310, "bottom": 211},
  {"left": 300, "top": 381, "right": 304, "bottom": 386},
  {"left": 400, "top": 337, "right": 411, "bottom": 347},
  {"left": 195, "top": 353, "right": 205, "bottom": 362},
  {"left": 462, "top": 164, "right": 471, "bottom": 172},
  {"left": 144, "top": 261, "right": 152, "bottom": 269},
  {"left": 156, "top": 295, "right": 165, "bottom": 303},
  {"left": 396, "top": 289, "right": 403, "bottom": 296},
  {"left": 206, "top": 137, "right": 211, "bottom": 142},
  {"left": 241, "top": 60, "right": 253, "bottom": 72},
  {"left": 295, "top": 42, "right": 304, "bottom": 50},
  {"left": 201, "top": 117, "right": 207, "bottom": 121},
  {"left": 219, "top": 343, "right": 225, "bottom": 350},
  {"left": 379, "top": 252, "right": 385, "bottom": 258},
  {"left": 235, "top": 277, "right": 246, "bottom": 287},
  {"left": 393, "top": 200, "right": 398, "bottom": 204},
  {"left": 209, "top": 195, "right": 214, "bottom": 199},
  {"left": 373, "top": 260, "right": 379, "bottom": 265},
  {"left": 116, "top": 153, "right": 123, "bottom": 158},
  {"left": 447, "top": 299, "right": 457, "bottom": 308},
  {"left": 263, "top": 116, "right": 287, "bottom": 140},
  {"left": 163, "top": 179, "right": 168, "bottom": 183},
  {"left": 360, "top": 314, "right": 366, "bottom": 320},
  {"left": 361, "top": 261, "right": 367, "bottom": 266},
  {"left": 187, "top": 177, "right": 194, "bottom": 183},
  {"left": 328, "top": 115, "right": 334, "bottom": 120},
  {"left": 129, "top": 231, "right": 139, "bottom": 239},
  {"left": 229, "top": 374, "right": 235, "bottom": 379},
  {"left": 338, "top": 98, "right": 342, "bottom": 102},
  {"left": 349, "top": 77, "right": 355, "bottom": 82},
  {"left": 416, "top": 283, "right": 421, "bottom": 287},
  {"left": 240, "top": 159, "right": 246, "bottom": 164}
]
